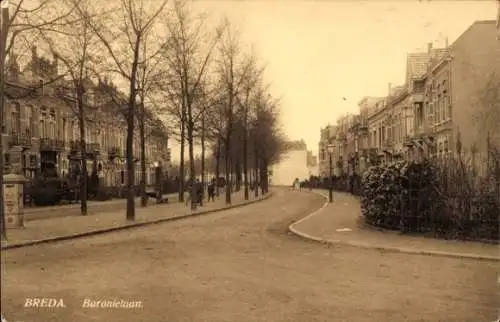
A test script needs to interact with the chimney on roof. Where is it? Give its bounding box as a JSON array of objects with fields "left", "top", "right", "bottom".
[
  {"left": 444, "top": 37, "right": 449, "bottom": 48},
  {"left": 388, "top": 82, "right": 392, "bottom": 95},
  {"left": 427, "top": 42, "right": 433, "bottom": 53}
]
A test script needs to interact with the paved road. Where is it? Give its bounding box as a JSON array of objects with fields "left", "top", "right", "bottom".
[{"left": 1, "top": 189, "right": 497, "bottom": 322}]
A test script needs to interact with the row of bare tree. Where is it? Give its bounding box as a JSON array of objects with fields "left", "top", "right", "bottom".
[
  {"left": 1, "top": 0, "right": 287, "bottom": 222},
  {"left": 154, "top": 3, "right": 286, "bottom": 210}
]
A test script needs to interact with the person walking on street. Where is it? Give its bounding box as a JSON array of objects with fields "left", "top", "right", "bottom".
[
  {"left": 207, "top": 177, "right": 216, "bottom": 202},
  {"left": 196, "top": 179, "right": 203, "bottom": 206},
  {"left": 185, "top": 181, "right": 192, "bottom": 206}
]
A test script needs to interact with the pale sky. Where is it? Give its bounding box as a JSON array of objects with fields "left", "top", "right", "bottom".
[{"left": 167, "top": 0, "right": 497, "bottom": 162}]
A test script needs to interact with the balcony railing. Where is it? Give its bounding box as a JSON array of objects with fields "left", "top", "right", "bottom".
[
  {"left": 69, "top": 141, "right": 100, "bottom": 154},
  {"left": 70, "top": 140, "right": 82, "bottom": 151},
  {"left": 382, "top": 139, "right": 394, "bottom": 149},
  {"left": 86, "top": 143, "right": 100, "bottom": 154},
  {"left": 415, "top": 123, "right": 433, "bottom": 136},
  {"left": 9, "top": 132, "right": 32, "bottom": 148},
  {"left": 40, "top": 138, "right": 65, "bottom": 152},
  {"left": 108, "top": 146, "right": 122, "bottom": 158},
  {"left": 56, "top": 139, "right": 65, "bottom": 150}
]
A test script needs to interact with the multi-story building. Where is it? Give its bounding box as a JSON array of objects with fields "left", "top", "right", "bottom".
[
  {"left": 366, "top": 96, "right": 390, "bottom": 160},
  {"left": 2, "top": 47, "right": 170, "bottom": 187},
  {"left": 408, "top": 20, "right": 500, "bottom": 163},
  {"left": 446, "top": 20, "right": 500, "bottom": 155},
  {"left": 318, "top": 124, "right": 338, "bottom": 177},
  {"left": 334, "top": 113, "right": 358, "bottom": 175},
  {"left": 319, "top": 20, "right": 499, "bottom": 175},
  {"left": 354, "top": 96, "right": 381, "bottom": 171}
]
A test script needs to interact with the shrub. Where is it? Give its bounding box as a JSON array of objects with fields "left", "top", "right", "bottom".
[
  {"left": 94, "top": 187, "right": 113, "bottom": 201},
  {"left": 31, "top": 177, "right": 63, "bottom": 206},
  {"left": 360, "top": 156, "right": 499, "bottom": 242},
  {"left": 360, "top": 162, "right": 409, "bottom": 229}
]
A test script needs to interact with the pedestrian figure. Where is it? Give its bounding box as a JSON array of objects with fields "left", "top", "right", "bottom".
[
  {"left": 207, "top": 177, "right": 216, "bottom": 202},
  {"left": 196, "top": 179, "right": 203, "bottom": 205},
  {"left": 185, "top": 181, "right": 192, "bottom": 206}
]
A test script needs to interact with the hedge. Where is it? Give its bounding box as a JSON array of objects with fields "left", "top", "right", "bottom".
[
  {"left": 360, "top": 160, "right": 499, "bottom": 242},
  {"left": 302, "top": 159, "right": 499, "bottom": 242}
]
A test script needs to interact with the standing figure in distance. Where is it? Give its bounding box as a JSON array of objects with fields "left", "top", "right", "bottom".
[{"left": 207, "top": 177, "right": 216, "bottom": 202}]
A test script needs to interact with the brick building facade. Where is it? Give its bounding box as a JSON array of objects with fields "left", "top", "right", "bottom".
[
  {"left": 1, "top": 47, "right": 170, "bottom": 187},
  {"left": 318, "top": 20, "right": 500, "bottom": 178}
]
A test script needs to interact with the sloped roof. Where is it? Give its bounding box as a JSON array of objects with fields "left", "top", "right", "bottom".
[{"left": 406, "top": 48, "right": 449, "bottom": 82}]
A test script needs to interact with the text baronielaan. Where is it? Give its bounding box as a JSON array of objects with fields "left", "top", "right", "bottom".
[{"left": 82, "top": 299, "right": 143, "bottom": 309}]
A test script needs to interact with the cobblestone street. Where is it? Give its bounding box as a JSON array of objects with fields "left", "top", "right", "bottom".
[{"left": 1, "top": 189, "right": 497, "bottom": 322}]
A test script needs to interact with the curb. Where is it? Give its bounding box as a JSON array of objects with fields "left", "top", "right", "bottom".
[
  {"left": 1, "top": 192, "right": 274, "bottom": 251},
  {"left": 288, "top": 190, "right": 500, "bottom": 262},
  {"left": 357, "top": 216, "right": 500, "bottom": 246}
]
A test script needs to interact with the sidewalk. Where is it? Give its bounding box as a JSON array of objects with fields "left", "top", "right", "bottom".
[
  {"left": 290, "top": 190, "right": 499, "bottom": 261},
  {"left": 1, "top": 191, "right": 271, "bottom": 250},
  {"left": 23, "top": 193, "right": 179, "bottom": 221}
]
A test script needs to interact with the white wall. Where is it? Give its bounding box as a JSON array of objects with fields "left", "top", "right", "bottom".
[{"left": 270, "top": 150, "right": 310, "bottom": 185}]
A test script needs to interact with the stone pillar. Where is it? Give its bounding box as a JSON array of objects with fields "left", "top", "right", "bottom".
[{"left": 3, "top": 173, "right": 28, "bottom": 228}]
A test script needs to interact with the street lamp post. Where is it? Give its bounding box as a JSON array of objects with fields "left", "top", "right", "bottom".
[{"left": 327, "top": 144, "right": 335, "bottom": 203}]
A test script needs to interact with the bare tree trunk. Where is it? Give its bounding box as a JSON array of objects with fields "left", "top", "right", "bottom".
[
  {"left": 178, "top": 120, "right": 185, "bottom": 202},
  {"left": 225, "top": 138, "right": 231, "bottom": 205},
  {"left": 215, "top": 137, "right": 221, "bottom": 197},
  {"left": 243, "top": 119, "right": 249, "bottom": 200},
  {"left": 235, "top": 158, "right": 242, "bottom": 192},
  {"left": 77, "top": 88, "right": 88, "bottom": 216},
  {"left": 125, "top": 41, "right": 141, "bottom": 221},
  {"left": 139, "top": 102, "right": 147, "bottom": 207},
  {"left": 188, "top": 120, "right": 197, "bottom": 210},
  {"left": 254, "top": 150, "right": 259, "bottom": 198},
  {"left": 200, "top": 115, "right": 206, "bottom": 205},
  {"left": 125, "top": 117, "right": 135, "bottom": 220},
  {"left": 260, "top": 159, "right": 269, "bottom": 194}
]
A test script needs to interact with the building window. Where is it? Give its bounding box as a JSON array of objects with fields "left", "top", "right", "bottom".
[
  {"left": 426, "top": 102, "right": 433, "bottom": 125},
  {"left": 72, "top": 120, "right": 78, "bottom": 140},
  {"left": 29, "top": 155, "right": 37, "bottom": 168},
  {"left": 26, "top": 106, "right": 34, "bottom": 137},
  {"left": 443, "top": 90, "right": 450, "bottom": 120},
  {"left": 40, "top": 107, "right": 47, "bottom": 138},
  {"left": 49, "top": 109, "right": 56, "bottom": 138},
  {"left": 62, "top": 118, "right": 67, "bottom": 141},
  {"left": 437, "top": 94, "right": 442, "bottom": 123},
  {"left": 11, "top": 103, "right": 21, "bottom": 134},
  {"left": 40, "top": 119, "right": 45, "bottom": 138}
]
